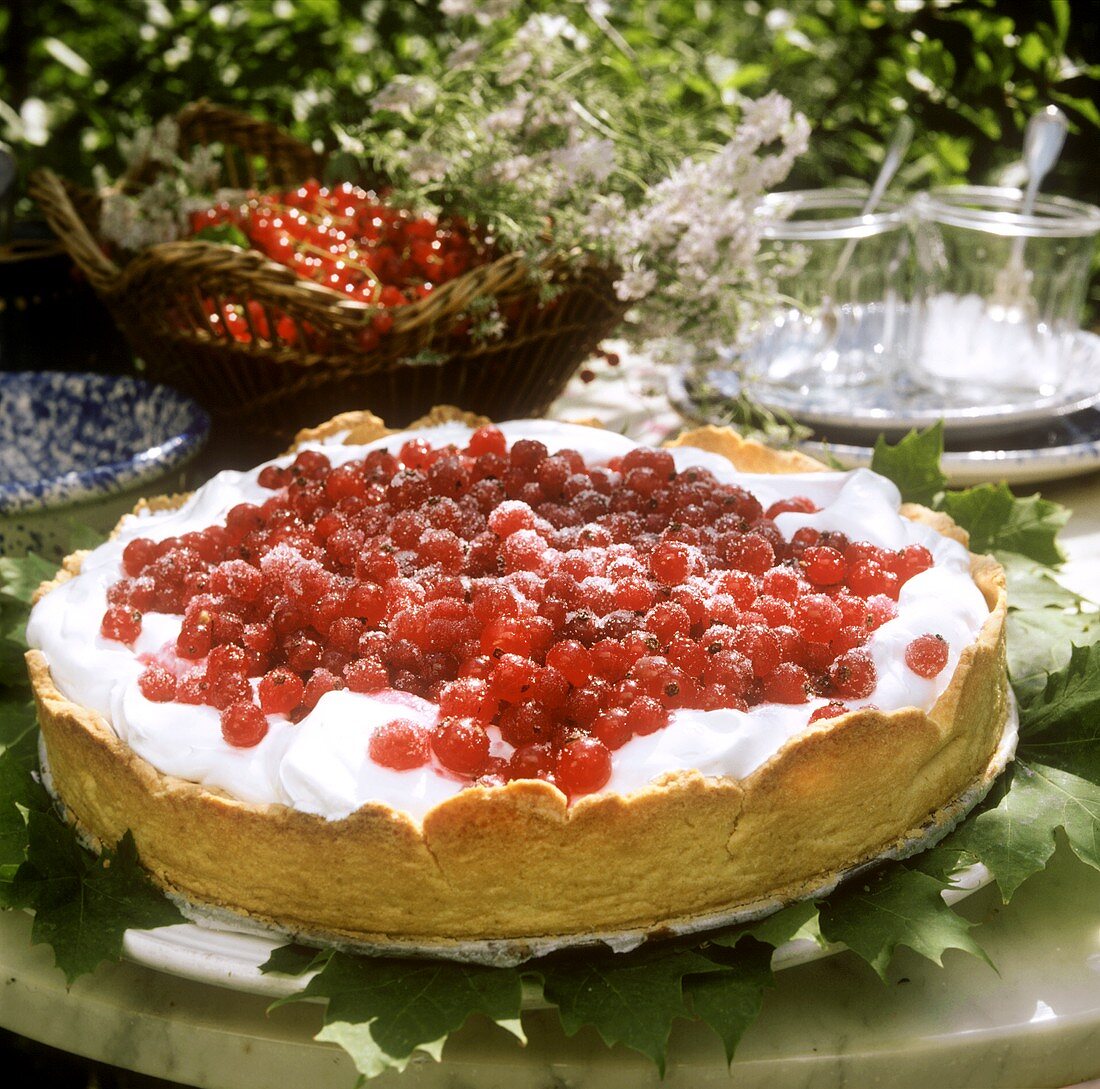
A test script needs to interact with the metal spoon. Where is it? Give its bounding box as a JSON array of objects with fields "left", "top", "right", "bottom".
[
  {"left": 816, "top": 115, "right": 914, "bottom": 348},
  {"left": 990, "top": 104, "right": 1069, "bottom": 319}
]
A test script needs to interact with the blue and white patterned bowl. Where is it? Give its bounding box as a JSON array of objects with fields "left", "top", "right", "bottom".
[{"left": 0, "top": 372, "right": 210, "bottom": 558}]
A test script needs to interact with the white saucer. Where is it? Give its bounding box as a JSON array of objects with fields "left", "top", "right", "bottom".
[
  {"left": 668, "top": 364, "right": 1100, "bottom": 487},
  {"left": 722, "top": 309, "right": 1100, "bottom": 439},
  {"left": 121, "top": 861, "right": 994, "bottom": 1003}
]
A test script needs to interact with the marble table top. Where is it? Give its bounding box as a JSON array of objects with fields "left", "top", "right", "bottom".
[{"left": 1, "top": 364, "right": 1099, "bottom": 1088}]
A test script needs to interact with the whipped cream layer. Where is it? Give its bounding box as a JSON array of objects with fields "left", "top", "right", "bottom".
[{"left": 27, "top": 421, "right": 990, "bottom": 823}]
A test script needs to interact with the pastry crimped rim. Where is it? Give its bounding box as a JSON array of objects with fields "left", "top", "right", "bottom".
[{"left": 26, "top": 409, "right": 1012, "bottom": 963}]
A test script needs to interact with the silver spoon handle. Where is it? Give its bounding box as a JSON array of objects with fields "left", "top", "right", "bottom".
[
  {"left": 828, "top": 115, "right": 914, "bottom": 291},
  {"left": 1009, "top": 105, "right": 1068, "bottom": 268}
]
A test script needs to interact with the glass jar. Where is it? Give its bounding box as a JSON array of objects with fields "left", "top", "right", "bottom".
[
  {"left": 739, "top": 188, "right": 911, "bottom": 394},
  {"left": 910, "top": 186, "right": 1100, "bottom": 399}
]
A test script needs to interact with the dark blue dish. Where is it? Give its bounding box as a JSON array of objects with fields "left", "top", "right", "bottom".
[
  {"left": 0, "top": 371, "right": 209, "bottom": 514},
  {"left": 0, "top": 371, "right": 210, "bottom": 556}
]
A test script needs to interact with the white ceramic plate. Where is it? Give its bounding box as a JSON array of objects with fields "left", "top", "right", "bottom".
[
  {"left": 121, "top": 861, "right": 994, "bottom": 1001},
  {"left": 726, "top": 311, "right": 1100, "bottom": 439},
  {"left": 668, "top": 363, "right": 1100, "bottom": 487}
]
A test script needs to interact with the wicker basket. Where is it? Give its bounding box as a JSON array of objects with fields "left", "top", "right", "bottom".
[{"left": 29, "top": 101, "right": 627, "bottom": 445}]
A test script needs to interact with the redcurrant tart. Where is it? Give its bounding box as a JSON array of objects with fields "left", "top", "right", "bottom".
[{"left": 28, "top": 413, "right": 1008, "bottom": 962}]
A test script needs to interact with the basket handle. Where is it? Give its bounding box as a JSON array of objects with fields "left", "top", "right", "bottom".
[
  {"left": 28, "top": 169, "right": 120, "bottom": 293},
  {"left": 118, "top": 99, "right": 325, "bottom": 192}
]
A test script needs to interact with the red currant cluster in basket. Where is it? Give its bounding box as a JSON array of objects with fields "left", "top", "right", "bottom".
[
  {"left": 187, "top": 180, "right": 491, "bottom": 350},
  {"left": 100, "top": 429, "right": 949, "bottom": 799}
]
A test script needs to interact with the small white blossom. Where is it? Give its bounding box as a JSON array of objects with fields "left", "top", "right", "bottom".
[
  {"left": 441, "top": 0, "right": 517, "bottom": 24},
  {"left": 402, "top": 146, "right": 450, "bottom": 184},
  {"left": 492, "top": 154, "right": 535, "bottom": 184},
  {"left": 446, "top": 39, "right": 483, "bottom": 70},
  {"left": 498, "top": 49, "right": 534, "bottom": 86},
  {"left": 614, "top": 266, "right": 658, "bottom": 301},
  {"left": 372, "top": 76, "right": 438, "bottom": 114},
  {"left": 484, "top": 94, "right": 530, "bottom": 134},
  {"left": 545, "top": 138, "right": 615, "bottom": 197}
]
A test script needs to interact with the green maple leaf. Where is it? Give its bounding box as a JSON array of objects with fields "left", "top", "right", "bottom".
[
  {"left": 947, "top": 761, "right": 1100, "bottom": 902},
  {"left": 0, "top": 550, "right": 56, "bottom": 690},
  {"left": 946, "top": 637, "right": 1100, "bottom": 901},
  {"left": 816, "top": 864, "right": 991, "bottom": 981},
  {"left": 869, "top": 422, "right": 947, "bottom": 506},
  {"left": 11, "top": 818, "right": 184, "bottom": 983},
  {"left": 905, "top": 844, "right": 974, "bottom": 883},
  {"left": 61, "top": 522, "right": 109, "bottom": 553},
  {"left": 938, "top": 486, "right": 1068, "bottom": 564},
  {"left": 684, "top": 937, "right": 774, "bottom": 1063},
  {"left": 1019, "top": 643, "right": 1100, "bottom": 765},
  {"left": 283, "top": 953, "right": 525, "bottom": 1079},
  {"left": 998, "top": 556, "right": 1099, "bottom": 706},
  {"left": 0, "top": 553, "right": 58, "bottom": 606},
  {"left": 997, "top": 553, "right": 1083, "bottom": 611},
  {"left": 0, "top": 608, "right": 30, "bottom": 688},
  {"left": 0, "top": 697, "right": 47, "bottom": 904},
  {"left": 1008, "top": 610, "right": 1100, "bottom": 706},
  {"left": 259, "top": 942, "right": 332, "bottom": 977},
  {"left": 0, "top": 699, "right": 47, "bottom": 818},
  {"left": 542, "top": 946, "right": 728, "bottom": 1073},
  {"left": 704, "top": 898, "right": 821, "bottom": 954}
]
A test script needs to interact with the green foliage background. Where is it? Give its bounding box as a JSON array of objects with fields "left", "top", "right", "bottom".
[{"left": 1, "top": 0, "right": 1097, "bottom": 305}]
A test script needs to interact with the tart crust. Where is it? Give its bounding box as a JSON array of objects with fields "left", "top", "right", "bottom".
[{"left": 26, "top": 411, "right": 1010, "bottom": 952}]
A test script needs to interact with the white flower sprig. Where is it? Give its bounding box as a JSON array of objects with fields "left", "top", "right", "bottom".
[
  {"left": 363, "top": 7, "right": 810, "bottom": 361},
  {"left": 98, "top": 118, "right": 241, "bottom": 252}
]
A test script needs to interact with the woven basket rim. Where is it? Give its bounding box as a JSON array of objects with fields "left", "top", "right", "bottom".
[{"left": 29, "top": 99, "right": 617, "bottom": 324}]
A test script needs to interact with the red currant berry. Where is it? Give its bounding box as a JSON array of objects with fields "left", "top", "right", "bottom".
[
  {"left": 369, "top": 719, "right": 430, "bottom": 770},
  {"left": 801, "top": 546, "right": 846, "bottom": 586},
  {"left": 101, "top": 604, "right": 142, "bottom": 644},
  {"left": 221, "top": 701, "right": 268, "bottom": 747},
  {"left": 554, "top": 737, "right": 612, "bottom": 797},
  {"left": 904, "top": 633, "right": 949, "bottom": 678},
  {"left": 829, "top": 649, "right": 877, "bottom": 698},
  {"left": 431, "top": 719, "right": 491, "bottom": 776},
  {"left": 762, "top": 662, "right": 812, "bottom": 704},
  {"left": 765, "top": 496, "right": 819, "bottom": 519},
  {"left": 122, "top": 537, "right": 159, "bottom": 577},
  {"left": 259, "top": 669, "right": 301, "bottom": 716},
  {"left": 809, "top": 701, "right": 850, "bottom": 724},
  {"left": 138, "top": 664, "right": 176, "bottom": 702},
  {"left": 506, "top": 742, "right": 555, "bottom": 780},
  {"left": 892, "top": 544, "right": 934, "bottom": 584}
]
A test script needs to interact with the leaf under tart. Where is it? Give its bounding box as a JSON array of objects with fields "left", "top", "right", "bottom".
[
  {"left": 685, "top": 937, "right": 775, "bottom": 1064},
  {"left": 816, "top": 865, "right": 992, "bottom": 982},
  {"left": 259, "top": 942, "right": 333, "bottom": 978},
  {"left": 278, "top": 952, "right": 525, "bottom": 1078},
  {"left": 0, "top": 553, "right": 59, "bottom": 606},
  {"left": 1019, "top": 643, "right": 1100, "bottom": 763},
  {"left": 11, "top": 821, "right": 184, "bottom": 983},
  {"left": 946, "top": 760, "right": 1100, "bottom": 902},
  {"left": 541, "top": 946, "right": 729, "bottom": 1074}
]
